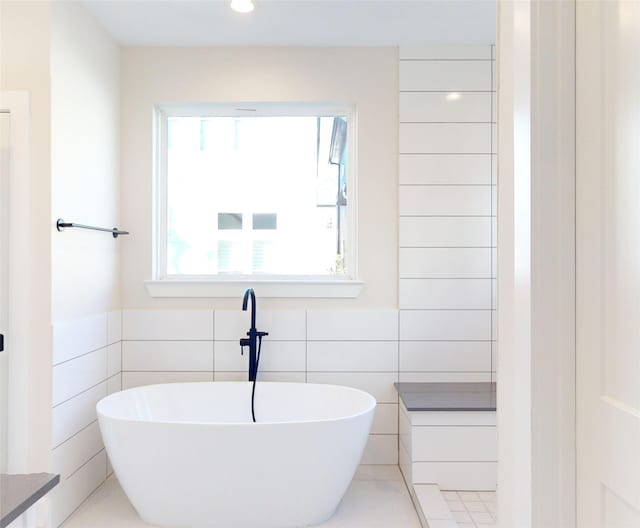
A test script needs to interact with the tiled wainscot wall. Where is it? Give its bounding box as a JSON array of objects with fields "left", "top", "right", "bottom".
[
  {"left": 399, "top": 45, "right": 497, "bottom": 383},
  {"left": 50, "top": 311, "right": 122, "bottom": 527}
]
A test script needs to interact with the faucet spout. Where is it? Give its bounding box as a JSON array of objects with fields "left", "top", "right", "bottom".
[{"left": 242, "top": 288, "right": 257, "bottom": 330}]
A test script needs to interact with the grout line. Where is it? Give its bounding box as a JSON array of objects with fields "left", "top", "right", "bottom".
[
  {"left": 490, "top": 53, "right": 495, "bottom": 384},
  {"left": 52, "top": 380, "right": 106, "bottom": 410},
  {"left": 64, "top": 448, "right": 105, "bottom": 482},
  {"left": 53, "top": 345, "right": 110, "bottom": 368},
  {"left": 52, "top": 419, "right": 98, "bottom": 452}
]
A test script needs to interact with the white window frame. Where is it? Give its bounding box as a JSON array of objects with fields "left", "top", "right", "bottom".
[{"left": 147, "top": 102, "right": 363, "bottom": 298}]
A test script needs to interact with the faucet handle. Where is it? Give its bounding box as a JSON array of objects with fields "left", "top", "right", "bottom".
[{"left": 239, "top": 337, "right": 250, "bottom": 355}]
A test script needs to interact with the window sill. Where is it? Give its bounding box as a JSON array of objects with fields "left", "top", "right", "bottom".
[{"left": 144, "top": 279, "right": 364, "bottom": 298}]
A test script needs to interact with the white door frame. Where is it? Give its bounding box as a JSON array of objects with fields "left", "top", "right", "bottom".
[
  {"left": 0, "top": 91, "right": 34, "bottom": 473},
  {"left": 497, "top": 1, "right": 577, "bottom": 527}
]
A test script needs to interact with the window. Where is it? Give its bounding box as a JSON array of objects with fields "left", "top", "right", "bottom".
[{"left": 151, "top": 103, "right": 360, "bottom": 296}]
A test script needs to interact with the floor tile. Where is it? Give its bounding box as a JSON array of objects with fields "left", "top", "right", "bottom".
[
  {"left": 414, "top": 484, "right": 452, "bottom": 520},
  {"left": 458, "top": 491, "right": 482, "bottom": 501},
  {"left": 465, "top": 500, "right": 488, "bottom": 512},
  {"left": 62, "top": 466, "right": 420, "bottom": 528},
  {"left": 470, "top": 511, "right": 495, "bottom": 524},
  {"left": 478, "top": 491, "right": 496, "bottom": 502},
  {"left": 441, "top": 491, "right": 459, "bottom": 501},
  {"left": 453, "top": 510, "right": 473, "bottom": 523},
  {"left": 425, "top": 521, "right": 458, "bottom": 528},
  {"left": 446, "top": 500, "right": 466, "bottom": 512}
]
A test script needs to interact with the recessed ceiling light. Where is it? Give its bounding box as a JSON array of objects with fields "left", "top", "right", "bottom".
[
  {"left": 230, "top": 0, "right": 255, "bottom": 13},
  {"left": 445, "top": 92, "right": 462, "bottom": 101}
]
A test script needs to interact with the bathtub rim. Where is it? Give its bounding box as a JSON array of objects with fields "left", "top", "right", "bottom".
[{"left": 96, "top": 381, "right": 377, "bottom": 427}]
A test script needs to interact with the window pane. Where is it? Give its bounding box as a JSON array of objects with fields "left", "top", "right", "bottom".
[{"left": 165, "top": 114, "right": 349, "bottom": 276}]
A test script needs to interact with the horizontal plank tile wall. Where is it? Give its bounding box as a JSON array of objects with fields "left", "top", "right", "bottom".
[
  {"left": 120, "top": 309, "right": 399, "bottom": 465},
  {"left": 50, "top": 310, "right": 122, "bottom": 527},
  {"left": 399, "top": 45, "right": 497, "bottom": 383}
]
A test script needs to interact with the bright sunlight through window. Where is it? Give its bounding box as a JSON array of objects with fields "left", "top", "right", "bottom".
[{"left": 156, "top": 104, "right": 355, "bottom": 279}]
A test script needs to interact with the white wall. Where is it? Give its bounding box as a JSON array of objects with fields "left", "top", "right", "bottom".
[
  {"left": 49, "top": 2, "right": 121, "bottom": 526},
  {"left": 398, "top": 45, "right": 496, "bottom": 382},
  {"left": 120, "top": 47, "right": 398, "bottom": 310},
  {"left": 0, "top": 0, "right": 53, "bottom": 477}
]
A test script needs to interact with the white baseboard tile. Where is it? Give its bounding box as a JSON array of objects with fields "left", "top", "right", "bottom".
[{"left": 361, "top": 434, "right": 398, "bottom": 465}]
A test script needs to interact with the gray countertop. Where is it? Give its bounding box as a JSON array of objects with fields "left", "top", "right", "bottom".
[
  {"left": 394, "top": 382, "right": 496, "bottom": 412},
  {"left": 1, "top": 473, "right": 60, "bottom": 528}
]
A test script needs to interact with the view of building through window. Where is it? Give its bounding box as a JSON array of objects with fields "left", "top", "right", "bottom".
[{"left": 165, "top": 113, "right": 350, "bottom": 276}]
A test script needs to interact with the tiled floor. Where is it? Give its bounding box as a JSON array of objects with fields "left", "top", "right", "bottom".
[
  {"left": 62, "top": 465, "right": 421, "bottom": 528},
  {"left": 441, "top": 491, "right": 497, "bottom": 528}
]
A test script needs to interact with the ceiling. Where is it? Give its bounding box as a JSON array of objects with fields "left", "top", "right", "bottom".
[{"left": 81, "top": 0, "right": 496, "bottom": 47}]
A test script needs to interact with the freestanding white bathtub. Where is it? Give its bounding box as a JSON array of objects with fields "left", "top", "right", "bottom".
[{"left": 97, "top": 382, "right": 376, "bottom": 528}]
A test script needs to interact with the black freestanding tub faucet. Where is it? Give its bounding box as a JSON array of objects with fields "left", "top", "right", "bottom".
[{"left": 239, "top": 288, "right": 268, "bottom": 382}]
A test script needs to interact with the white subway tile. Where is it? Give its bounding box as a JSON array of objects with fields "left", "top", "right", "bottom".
[
  {"left": 306, "top": 310, "right": 398, "bottom": 341},
  {"left": 122, "top": 310, "right": 213, "bottom": 340},
  {"left": 106, "top": 373, "right": 121, "bottom": 395},
  {"left": 412, "top": 461, "right": 497, "bottom": 491},
  {"left": 400, "top": 341, "right": 491, "bottom": 372},
  {"left": 107, "top": 310, "right": 121, "bottom": 345},
  {"left": 412, "top": 426, "right": 497, "bottom": 461},
  {"left": 52, "top": 382, "right": 106, "bottom": 448},
  {"left": 400, "top": 186, "right": 491, "bottom": 216},
  {"left": 400, "top": 61, "right": 492, "bottom": 91},
  {"left": 214, "top": 310, "right": 306, "bottom": 341},
  {"left": 400, "top": 123, "right": 491, "bottom": 154},
  {"left": 400, "top": 310, "right": 491, "bottom": 341},
  {"left": 400, "top": 154, "right": 492, "bottom": 185},
  {"left": 53, "top": 313, "right": 107, "bottom": 365},
  {"left": 107, "top": 342, "right": 121, "bottom": 378},
  {"left": 52, "top": 421, "right": 103, "bottom": 480},
  {"left": 50, "top": 450, "right": 107, "bottom": 528},
  {"left": 213, "top": 371, "right": 306, "bottom": 383},
  {"left": 371, "top": 403, "right": 399, "bottom": 434},
  {"left": 400, "top": 46, "right": 492, "bottom": 61},
  {"left": 52, "top": 348, "right": 108, "bottom": 407},
  {"left": 214, "top": 371, "right": 246, "bottom": 382},
  {"left": 214, "top": 341, "right": 305, "bottom": 372},
  {"left": 306, "top": 372, "right": 398, "bottom": 403},
  {"left": 400, "top": 248, "right": 492, "bottom": 278},
  {"left": 399, "top": 372, "right": 492, "bottom": 383},
  {"left": 400, "top": 92, "right": 491, "bottom": 123},
  {"left": 400, "top": 217, "right": 492, "bottom": 247},
  {"left": 361, "top": 435, "right": 398, "bottom": 465},
  {"left": 399, "top": 279, "right": 492, "bottom": 309},
  {"left": 307, "top": 341, "right": 398, "bottom": 372},
  {"left": 121, "top": 371, "right": 212, "bottom": 389},
  {"left": 122, "top": 341, "right": 213, "bottom": 372},
  {"left": 257, "top": 372, "right": 306, "bottom": 383}
]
